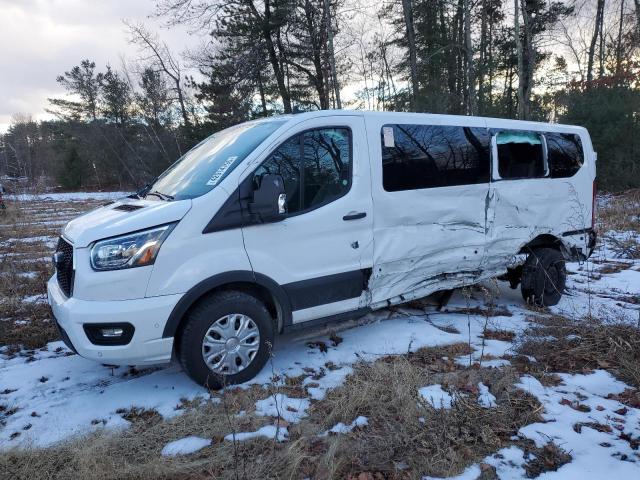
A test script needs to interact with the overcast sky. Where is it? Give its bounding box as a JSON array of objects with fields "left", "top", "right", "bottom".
[{"left": 0, "top": 0, "right": 200, "bottom": 132}]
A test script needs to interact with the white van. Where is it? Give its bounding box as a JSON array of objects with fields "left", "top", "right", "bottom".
[{"left": 47, "top": 111, "right": 596, "bottom": 386}]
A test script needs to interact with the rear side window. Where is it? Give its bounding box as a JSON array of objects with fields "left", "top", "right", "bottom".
[
  {"left": 381, "top": 124, "right": 490, "bottom": 191},
  {"left": 496, "top": 131, "right": 546, "bottom": 179},
  {"left": 546, "top": 132, "right": 583, "bottom": 178},
  {"left": 254, "top": 128, "right": 352, "bottom": 214}
]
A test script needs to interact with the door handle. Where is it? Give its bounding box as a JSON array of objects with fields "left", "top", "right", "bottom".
[{"left": 343, "top": 212, "right": 366, "bottom": 221}]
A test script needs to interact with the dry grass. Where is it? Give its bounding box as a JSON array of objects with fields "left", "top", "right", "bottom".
[
  {"left": 4, "top": 192, "right": 638, "bottom": 478},
  {"left": 598, "top": 189, "right": 640, "bottom": 258},
  {"left": 598, "top": 189, "right": 640, "bottom": 234},
  {"left": 0, "top": 198, "right": 101, "bottom": 353},
  {"left": 0, "top": 343, "right": 548, "bottom": 480},
  {"left": 516, "top": 315, "right": 640, "bottom": 391}
]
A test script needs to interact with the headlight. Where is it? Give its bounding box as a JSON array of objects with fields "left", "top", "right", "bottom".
[{"left": 90, "top": 223, "right": 176, "bottom": 271}]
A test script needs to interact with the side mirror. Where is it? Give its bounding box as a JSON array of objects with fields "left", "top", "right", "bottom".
[{"left": 250, "top": 173, "right": 286, "bottom": 222}]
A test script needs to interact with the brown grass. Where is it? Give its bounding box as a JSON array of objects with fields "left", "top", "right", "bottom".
[
  {"left": 0, "top": 198, "right": 102, "bottom": 353},
  {"left": 598, "top": 189, "right": 640, "bottom": 234},
  {"left": 597, "top": 189, "right": 640, "bottom": 258},
  {"left": 0, "top": 343, "right": 545, "bottom": 480},
  {"left": 516, "top": 315, "right": 640, "bottom": 390}
]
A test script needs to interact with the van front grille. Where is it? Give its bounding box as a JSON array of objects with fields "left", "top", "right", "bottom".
[{"left": 55, "top": 237, "right": 74, "bottom": 297}]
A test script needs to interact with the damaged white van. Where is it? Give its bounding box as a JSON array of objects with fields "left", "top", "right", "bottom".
[{"left": 48, "top": 111, "right": 596, "bottom": 387}]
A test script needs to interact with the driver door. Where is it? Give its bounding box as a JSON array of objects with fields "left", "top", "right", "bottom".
[{"left": 241, "top": 116, "right": 373, "bottom": 325}]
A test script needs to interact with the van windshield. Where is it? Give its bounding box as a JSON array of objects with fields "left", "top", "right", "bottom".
[{"left": 146, "top": 120, "right": 285, "bottom": 200}]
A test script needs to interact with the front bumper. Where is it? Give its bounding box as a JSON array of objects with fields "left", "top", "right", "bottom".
[{"left": 47, "top": 276, "right": 182, "bottom": 365}]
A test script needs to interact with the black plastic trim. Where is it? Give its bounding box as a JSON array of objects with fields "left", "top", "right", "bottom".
[
  {"left": 562, "top": 227, "right": 593, "bottom": 237},
  {"left": 54, "top": 317, "right": 78, "bottom": 354},
  {"left": 161, "top": 270, "right": 292, "bottom": 338},
  {"left": 283, "top": 307, "right": 371, "bottom": 333},
  {"left": 282, "top": 270, "right": 367, "bottom": 311},
  {"left": 83, "top": 323, "right": 135, "bottom": 346}
]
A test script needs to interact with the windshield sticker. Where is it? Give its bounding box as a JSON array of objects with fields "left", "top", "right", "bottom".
[
  {"left": 383, "top": 127, "right": 395, "bottom": 148},
  {"left": 206, "top": 156, "right": 238, "bottom": 186}
]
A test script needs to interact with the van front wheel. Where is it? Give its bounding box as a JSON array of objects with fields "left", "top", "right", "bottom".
[
  {"left": 179, "top": 291, "right": 275, "bottom": 388},
  {"left": 521, "top": 248, "right": 566, "bottom": 307}
]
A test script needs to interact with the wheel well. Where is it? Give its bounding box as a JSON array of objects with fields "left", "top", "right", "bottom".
[
  {"left": 172, "top": 282, "right": 282, "bottom": 359},
  {"left": 519, "top": 234, "right": 565, "bottom": 255}
]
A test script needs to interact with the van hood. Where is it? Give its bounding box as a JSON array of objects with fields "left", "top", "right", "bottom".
[{"left": 63, "top": 197, "right": 192, "bottom": 248}]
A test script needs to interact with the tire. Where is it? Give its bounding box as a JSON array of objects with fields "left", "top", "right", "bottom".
[
  {"left": 179, "top": 290, "right": 275, "bottom": 389},
  {"left": 521, "top": 247, "right": 566, "bottom": 307}
]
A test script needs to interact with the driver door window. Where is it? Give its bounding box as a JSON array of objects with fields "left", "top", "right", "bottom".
[{"left": 254, "top": 128, "right": 352, "bottom": 215}]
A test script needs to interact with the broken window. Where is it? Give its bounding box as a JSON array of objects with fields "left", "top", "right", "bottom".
[
  {"left": 496, "top": 131, "right": 547, "bottom": 179},
  {"left": 381, "top": 124, "right": 491, "bottom": 192},
  {"left": 546, "top": 132, "right": 583, "bottom": 178}
]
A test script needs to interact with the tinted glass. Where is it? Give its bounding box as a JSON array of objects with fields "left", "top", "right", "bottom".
[
  {"left": 496, "top": 131, "right": 546, "bottom": 179},
  {"left": 254, "top": 128, "right": 352, "bottom": 215},
  {"left": 381, "top": 124, "right": 490, "bottom": 191},
  {"left": 302, "top": 128, "right": 351, "bottom": 209},
  {"left": 546, "top": 132, "right": 583, "bottom": 178},
  {"left": 150, "top": 119, "right": 284, "bottom": 200},
  {"left": 254, "top": 135, "right": 302, "bottom": 213}
]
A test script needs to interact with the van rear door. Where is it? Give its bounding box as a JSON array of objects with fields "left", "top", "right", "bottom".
[{"left": 241, "top": 115, "right": 374, "bottom": 325}]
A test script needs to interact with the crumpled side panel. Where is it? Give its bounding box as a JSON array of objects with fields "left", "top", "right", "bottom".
[{"left": 369, "top": 184, "right": 488, "bottom": 305}]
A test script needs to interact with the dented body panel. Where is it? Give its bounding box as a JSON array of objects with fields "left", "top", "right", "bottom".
[{"left": 361, "top": 113, "right": 595, "bottom": 310}]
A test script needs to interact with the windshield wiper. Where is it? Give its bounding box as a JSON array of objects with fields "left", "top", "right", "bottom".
[{"left": 145, "top": 190, "right": 174, "bottom": 201}]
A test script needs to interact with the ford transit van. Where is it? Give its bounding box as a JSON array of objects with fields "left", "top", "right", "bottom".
[{"left": 48, "top": 111, "right": 597, "bottom": 387}]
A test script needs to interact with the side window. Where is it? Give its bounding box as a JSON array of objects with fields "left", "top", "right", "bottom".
[
  {"left": 302, "top": 128, "right": 351, "bottom": 210},
  {"left": 254, "top": 136, "right": 302, "bottom": 213},
  {"left": 381, "top": 124, "right": 490, "bottom": 192},
  {"left": 496, "top": 131, "right": 546, "bottom": 179},
  {"left": 254, "top": 127, "right": 352, "bottom": 215},
  {"left": 546, "top": 132, "right": 583, "bottom": 178}
]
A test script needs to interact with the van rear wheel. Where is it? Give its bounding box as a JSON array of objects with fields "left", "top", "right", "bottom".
[
  {"left": 179, "top": 290, "right": 275, "bottom": 389},
  {"left": 521, "top": 248, "right": 566, "bottom": 307}
]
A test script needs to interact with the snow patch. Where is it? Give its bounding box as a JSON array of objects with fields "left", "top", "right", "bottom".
[
  {"left": 225, "top": 425, "right": 288, "bottom": 442},
  {"left": 322, "top": 416, "right": 368, "bottom": 436},
  {"left": 161, "top": 436, "right": 211, "bottom": 457},
  {"left": 419, "top": 384, "right": 453, "bottom": 409},
  {"left": 477, "top": 382, "right": 497, "bottom": 408},
  {"left": 254, "top": 394, "right": 310, "bottom": 423}
]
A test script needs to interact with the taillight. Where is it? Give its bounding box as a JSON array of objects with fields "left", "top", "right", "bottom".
[{"left": 592, "top": 180, "right": 597, "bottom": 229}]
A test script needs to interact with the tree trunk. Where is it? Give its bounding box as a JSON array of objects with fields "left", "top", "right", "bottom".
[
  {"left": 257, "top": 70, "right": 268, "bottom": 116},
  {"left": 515, "top": 0, "right": 526, "bottom": 119},
  {"left": 520, "top": 0, "right": 535, "bottom": 119},
  {"left": 401, "top": 0, "right": 419, "bottom": 111},
  {"left": 175, "top": 79, "right": 191, "bottom": 128},
  {"left": 587, "top": 0, "right": 606, "bottom": 83},
  {"left": 477, "top": 0, "right": 488, "bottom": 114},
  {"left": 635, "top": 0, "right": 640, "bottom": 34},
  {"left": 464, "top": 0, "right": 475, "bottom": 115},
  {"left": 258, "top": 0, "right": 293, "bottom": 113},
  {"left": 616, "top": 0, "right": 626, "bottom": 77},
  {"left": 324, "top": 0, "right": 341, "bottom": 109}
]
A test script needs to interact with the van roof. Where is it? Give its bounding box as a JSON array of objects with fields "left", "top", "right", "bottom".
[{"left": 269, "top": 109, "right": 586, "bottom": 134}]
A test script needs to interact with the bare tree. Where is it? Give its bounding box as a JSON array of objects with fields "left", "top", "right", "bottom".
[
  {"left": 515, "top": 0, "right": 526, "bottom": 118},
  {"left": 125, "top": 21, "right": 192, "bottom": 127},
  {"left": 324, "top": 0, "right": 342, "bottom": 108},
  {"left": 464, "top": 0, "right": 475, "bottom": 115},
  {"left": 401, "top": 0, "right": 419, "bottom": 110},
  {"left": 587, "top": 0, "right": 606, "bottom": 82}
]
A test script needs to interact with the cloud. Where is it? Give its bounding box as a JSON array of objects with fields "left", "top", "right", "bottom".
[{"left": 0, "top": 0, "right": 199, "bottom": 132}]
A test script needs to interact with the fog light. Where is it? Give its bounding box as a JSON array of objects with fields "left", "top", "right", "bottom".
[
  {"left": 101, "top": 328, "right": 124, "bottom": 338},
  {"left": 83, "top": 323, "right": 134, "bottom": 346}
]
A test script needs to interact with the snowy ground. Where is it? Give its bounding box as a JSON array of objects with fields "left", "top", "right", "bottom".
[{"left": 1, "top": 191, "right": 639, "bottom": 478}]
